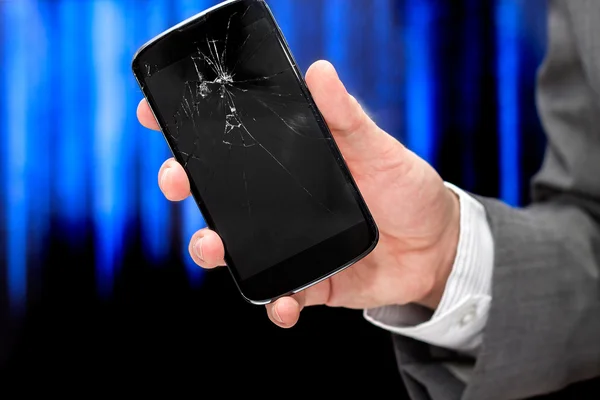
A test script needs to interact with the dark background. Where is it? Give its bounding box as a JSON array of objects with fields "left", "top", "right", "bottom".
[{"left": 0, "top": 0, "right": 548, "bottom": 395}]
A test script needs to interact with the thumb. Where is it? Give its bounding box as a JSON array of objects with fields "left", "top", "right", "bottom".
[{"left": 306, "top": 60, "right": 397, "bottom": 164}]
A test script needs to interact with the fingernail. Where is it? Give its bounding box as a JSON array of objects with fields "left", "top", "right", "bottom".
[
  {"left": 194, "top": 237, "right": 204, "bottom": 261},
  {"left": 160, "top": 168, "right": 171, "bottom": 189},
  {"left": 272, "top": 305, "right": 283, "bottom": 324}
]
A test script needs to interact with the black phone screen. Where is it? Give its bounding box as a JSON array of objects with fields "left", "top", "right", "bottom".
[{"left": 134, "top": 0, "right": 375, "bottom": 291}]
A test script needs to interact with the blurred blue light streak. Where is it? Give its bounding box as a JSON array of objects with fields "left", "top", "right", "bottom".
[
  {"left": 374, "top": 0, "right": 394, "bottom": 109},
  {"left": 140, "top": 0, "right": 172, "bottom": 264},
  {"left": 404, "top": 0, "right": 437, "bottom": 165},
  {"left": 92, "top": 0, "right": 129, "bottom": 297},
  {"left": 324, "top": 0, "right": 350, "bottom": 82},
  {"left": 496, "top": 0, "right": 521, "bottom": 205},
  {"left": 57, "top": 0, "right": 89, "bottom": 236},
  {"left": 3, "top": 1, "right": 30, "bottom": 313},
  {"left": 460, "top": 0, "right": 482, "bottom": 191}
]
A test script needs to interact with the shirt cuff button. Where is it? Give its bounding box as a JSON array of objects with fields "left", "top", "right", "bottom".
[{"left": 459, "top": 304, "right": 478, "bottom": 327}]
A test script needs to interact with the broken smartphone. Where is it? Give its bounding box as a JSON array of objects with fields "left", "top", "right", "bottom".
[{"left": 132, "top": 0, "right": 378, "bottom": 304}]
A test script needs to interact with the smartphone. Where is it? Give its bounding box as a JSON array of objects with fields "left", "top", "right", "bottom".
[{"left": 132, "top": 0, "right": 379, "bottom": 304}]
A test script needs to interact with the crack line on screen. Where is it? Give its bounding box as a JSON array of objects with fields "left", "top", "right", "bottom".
[{"left": 171, "top": 12, "right": 333, "bottom": 215}]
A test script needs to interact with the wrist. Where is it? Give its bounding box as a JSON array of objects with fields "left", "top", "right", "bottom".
[{"left": 417, "top": 187, "right": 461, "bottom": 310}]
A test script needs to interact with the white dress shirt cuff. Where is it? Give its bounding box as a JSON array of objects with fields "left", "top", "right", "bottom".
[{"left": 364, "top": 183, "right": 494, "bottom": 354}]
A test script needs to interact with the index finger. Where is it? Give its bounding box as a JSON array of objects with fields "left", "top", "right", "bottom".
[{"left": 137, "top": 99, "right": 160, "bottom": 131}]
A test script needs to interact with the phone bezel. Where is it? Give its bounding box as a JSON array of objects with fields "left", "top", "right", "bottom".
[{"left": 132, "top": 0, "right": 379, "bottom": 304}]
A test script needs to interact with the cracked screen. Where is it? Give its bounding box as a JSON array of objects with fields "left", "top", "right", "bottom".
[{"left": 139, "top": 0, "right": 367, "bottom": 281}]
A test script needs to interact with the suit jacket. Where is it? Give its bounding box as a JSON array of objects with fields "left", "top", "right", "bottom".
[{"left": 392, "top": 1, "right": 600, "bottom": 399}]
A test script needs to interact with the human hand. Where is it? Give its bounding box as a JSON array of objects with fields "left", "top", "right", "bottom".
[{"left": 137, "top": 60, "right": 460, "bottom": 329}]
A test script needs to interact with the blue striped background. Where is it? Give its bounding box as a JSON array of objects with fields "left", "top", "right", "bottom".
[{"left": 0, "top": 0, "right": 547, "bottom": 314}]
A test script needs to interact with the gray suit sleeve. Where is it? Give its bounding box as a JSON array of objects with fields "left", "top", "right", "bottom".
[{"left": 392, "top": 1, "right": 600, "bottom": 399}]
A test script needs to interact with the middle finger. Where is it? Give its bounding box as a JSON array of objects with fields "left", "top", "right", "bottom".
[{"left": 159, "top": 158, "right": 191, "bottom": 202}]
